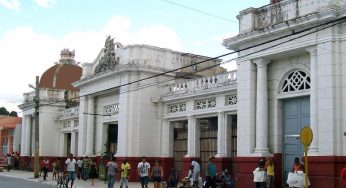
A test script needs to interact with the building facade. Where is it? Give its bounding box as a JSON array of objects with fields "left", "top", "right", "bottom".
[
  {"left": 18, "top": 1, "right": 346, "bottom": 187},
  {"left": 0, "top": 116, "right": 22, "bottom": 157},
  {"left": 223, "top": 0, "right": 346, "bottom": 187}
]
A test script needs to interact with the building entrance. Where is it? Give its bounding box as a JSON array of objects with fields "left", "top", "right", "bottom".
[
  {"left": 173, "top": 120, "right": 188, "bottom": 173},
  {"left": 107, "top": 124, "right": 118, "bottom": 155},
  {"left": 283, "top": 97, "right": 310, "bottom": 181},
  {"left": 199, "top": 117, "right": 217, "bottom": 174}
]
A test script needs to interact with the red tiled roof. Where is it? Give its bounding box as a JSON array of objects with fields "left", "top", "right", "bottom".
[
  {"left": 40, "top": 64, "right": 82, "bottom": 91},
  {"left": 0, "top": 116, "right": 22, "bottom": 128}
]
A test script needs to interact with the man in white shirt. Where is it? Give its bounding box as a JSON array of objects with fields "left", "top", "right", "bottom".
[
  {"left": 65, "top": 153, "right": 77, "bottom": 188},
  {"left": 191, "top": 160, "right": 200, "bottom": 188},
  {"left": 76, "top": 157, "right": 83, "bottom": 180},
  {"left": 137, "top": 156, "right": 150, "bottom": 188}
]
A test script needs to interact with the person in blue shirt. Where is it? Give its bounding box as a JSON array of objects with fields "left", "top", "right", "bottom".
[{"left": 205, "top": 156, "right": 217, "bottom": 188}]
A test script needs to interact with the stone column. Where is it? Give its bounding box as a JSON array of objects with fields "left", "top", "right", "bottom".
[
  {"left": 225, "top": 115, "right": 232, "bottom": 157},
  {"left": 78, "top": 96, "right": 87, "bottom": 156},
  {"left": 216, "top": 111, "right": 226, "bottom": 157},
  {"left": 307, "top": 47, "right": 319, "bottom": 153},
  {"left": 71, "top": 130, "right": 76, "bottom": 156},
  {"left": 186, "top": 116, "right": 200, "bottom": 157},
  {"left": 20, "top": 116, "right": 27, "bottom": 155},
  {"left": 254, "top": 58, "right": 270, "bottom": 155},
  {"left": 24, "top": 116, "right": 32, "bottom": 156},
  {"left": 86, "top": 96, "right": 95, "bottom": 155}
]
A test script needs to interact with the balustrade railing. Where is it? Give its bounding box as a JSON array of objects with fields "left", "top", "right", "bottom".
[{"left": 169, "top": 71, "right": 237, "bottom": 94}]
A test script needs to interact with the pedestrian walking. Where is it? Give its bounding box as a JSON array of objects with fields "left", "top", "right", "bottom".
[
  {"left": 76, "top": 157, "right": 83, "bottom": 180},
  {"left": 341, "top": 167, "right": 346, "bottom": 188},
  {"left": 264, "top": 156, "right": 274, "bottom": 188},
  {"left": 65, "top": 153, "right": 77, "bottom": 188},
  {"left": 6, "top": 154, "right": 13, "bottom": 172},
  {"left": 106, "top": 156, "right": 118, "bottom": 188},
  {"left": 41, "top": 157, "right": 50, "bottom": 181},
  {"left": 191, "top": 160, "right": 200, "bottom": 188},
  {"left": 253, "top": 158, "right": 266, "bottom": 188},
  {"left": 120, "top": 158, "right": 131, "bottom": 188},
  {"left": 82, "top": 156, "right": 91, "bottom": 181},
  {"left": 151, "top": 159, "right": 163, "bottom": 188},
  {"left": 205, "top": 156, "right": 217, "bottom": 188},
  {"left": 138, "top": 156, "right": 150, "bottom": 188},
  {"left": 89, "top": 160, "right": 98, "bottom": 186}
]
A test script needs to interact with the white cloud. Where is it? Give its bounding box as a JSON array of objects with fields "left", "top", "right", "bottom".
[
  {"left": 0, "top": 0, "right": 20, "bottom": 11},
  {"left": 34, "top": 0, "right": 55, "bottom": 8},
  {"left": 0, "top": 16, "right": 182, "bottom": 115}
]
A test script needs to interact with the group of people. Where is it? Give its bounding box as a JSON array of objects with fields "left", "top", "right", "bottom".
[
  {"left": 253, "top": 156, "right": 309, "bottom": 188},
  {"left": 63, "top": 153, "right": 131, "bottom": 188},
  {"left": 32, "top": 154, "right": 237, "bottom": 188},
  {"left": 5, "top": 151, "right": 20, "bottom": 171},
  {"left": 253, "top": 156, "right": 275, "bottom": 188},
  {"left": 182, "top": 156, "right": 233, "bottom": 188}
]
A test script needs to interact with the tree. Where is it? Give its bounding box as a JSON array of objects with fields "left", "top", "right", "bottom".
[
  {"left": 0, "top": 107, "right": 9, "bottom": 116},
  {"left": 9, "top": 111, "right": 18, "bottom": 117}
]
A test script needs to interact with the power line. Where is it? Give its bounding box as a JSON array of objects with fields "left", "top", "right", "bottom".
[
  {"left": 32, "top": 15, "right": 346, "bottom": 112},
  {"left": 159, "top": 0, "right": 240, "bottom": 24}
]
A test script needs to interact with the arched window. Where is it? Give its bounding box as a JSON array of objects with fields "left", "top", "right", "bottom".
[{"left": 281, "top": 70, "right": 310, "bottom": 93}]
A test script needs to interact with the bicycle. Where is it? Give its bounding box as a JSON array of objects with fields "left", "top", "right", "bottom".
[{"left": 56, "top": 171, "right": 68, "bottom": 188}]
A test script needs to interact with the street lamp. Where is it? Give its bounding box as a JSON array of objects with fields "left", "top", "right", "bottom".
[{"left": 29, "top": 76, "right": 39, "bottom": 178}]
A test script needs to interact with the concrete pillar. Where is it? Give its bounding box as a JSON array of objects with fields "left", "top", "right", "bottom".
[
  {"left": 86, "top": 96, "right": 95, "bottom": 155},
  {"left": 78, "top": 96, "right": 87, "bottom": 156},
  {"left": 254, "top": 58, "right": 270, "bottom": 155},
  {"left": 186, "top": 116, "right": 200, "bottom": 157},
  {"left": 307, "top": 47, "right": 319, "bottom": 153},
  {"left": 225, "top": 115, "right": 232, "bottom": 157},
  {"left": 20, "top": 117, "right": 27, "bottom": 156},
  {"left": 216, "top": 111, "right": 226, "bottom": 157},
  {"left": 24, "top": 116, "right": 32, "bottom": 156}
]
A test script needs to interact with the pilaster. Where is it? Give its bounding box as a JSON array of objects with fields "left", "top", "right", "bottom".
[
  {"left": 306, "top": 47, "right": 319, "bottom": 154},
  {"left": 86, "top": 95, "right": 95, "bottom": 156}
]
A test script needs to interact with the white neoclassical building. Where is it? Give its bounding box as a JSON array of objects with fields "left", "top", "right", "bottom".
[
  {"left": 18, "top": 1, "right": 346, "bottom": 187},
  {"left": 222, "top": 0, "right": 346, "bottom": 187}
]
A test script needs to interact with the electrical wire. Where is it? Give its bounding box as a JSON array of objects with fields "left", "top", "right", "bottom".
[
  {"left": 159, "top": 0, "right": 240, "bottom": 25},
  {"left": 34, "top": 15, "right": 346, "bottom": 112}
]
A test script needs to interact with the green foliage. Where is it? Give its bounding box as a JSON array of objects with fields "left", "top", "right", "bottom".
[
  {"left": 9, "top": 111, "right": 18, "bottom": 117},
  {"left": 0, "top": 107, "right": 9, "bottom": 115}
]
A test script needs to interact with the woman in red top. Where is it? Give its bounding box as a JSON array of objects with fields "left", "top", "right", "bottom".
[
  {"left": 41, "top": 157, "right": 50, "bottom": 181},
  {"left": 341, "top": 168, "right": 346, "bottom": 188},
  {"left": 292, "top": 157, "right": 304, "bottom": 172}
]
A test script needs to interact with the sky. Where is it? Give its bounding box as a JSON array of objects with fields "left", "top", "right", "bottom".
[{"left": 0, "top": 0, "right": 268, "bottom": 115}]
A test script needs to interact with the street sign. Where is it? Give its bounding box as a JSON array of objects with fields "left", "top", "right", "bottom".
[
  {"left": 299, "top": 126, "right": 313, "bottom": 188},
  {"left": 300, "top": 126, "right": 313, "bottom": 146}
]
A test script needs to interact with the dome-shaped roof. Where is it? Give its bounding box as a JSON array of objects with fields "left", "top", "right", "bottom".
[{"left": 40, "top": 64, "right": 82, "bottom": 91}]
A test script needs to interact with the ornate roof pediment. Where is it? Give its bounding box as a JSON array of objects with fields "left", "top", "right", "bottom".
[{"left": 94, "top": 36, "right": 121, "bottom": 74}]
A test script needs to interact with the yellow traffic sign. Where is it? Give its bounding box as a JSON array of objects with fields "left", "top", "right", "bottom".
[{"left": 300, "top": 126, "right": 313, "bottom": 146}]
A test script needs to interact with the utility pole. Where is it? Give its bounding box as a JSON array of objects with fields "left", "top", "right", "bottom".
[{"left": 34, "top": 76, "right": 39, "bottom": 178}]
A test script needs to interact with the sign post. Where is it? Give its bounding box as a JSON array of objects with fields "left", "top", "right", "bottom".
[{"left": 300, "top": 126, "right": 313, "bottom": 188}]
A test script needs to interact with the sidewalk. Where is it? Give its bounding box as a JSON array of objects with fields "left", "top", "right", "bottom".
[{"left": 0, "top": 170, "right": 153, "bottom": 188}]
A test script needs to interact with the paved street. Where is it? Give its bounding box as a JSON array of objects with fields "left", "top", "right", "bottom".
[
  {"left": 0, "top": 170, "right": 158, "bottom": 188},
  {"left": 0, "top": 175, "right": 53, "bottom": 188}
]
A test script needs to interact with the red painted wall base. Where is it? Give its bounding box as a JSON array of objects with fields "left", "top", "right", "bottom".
[{"left": 235, "top": 154, "right": 346, "bottom": 188}]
